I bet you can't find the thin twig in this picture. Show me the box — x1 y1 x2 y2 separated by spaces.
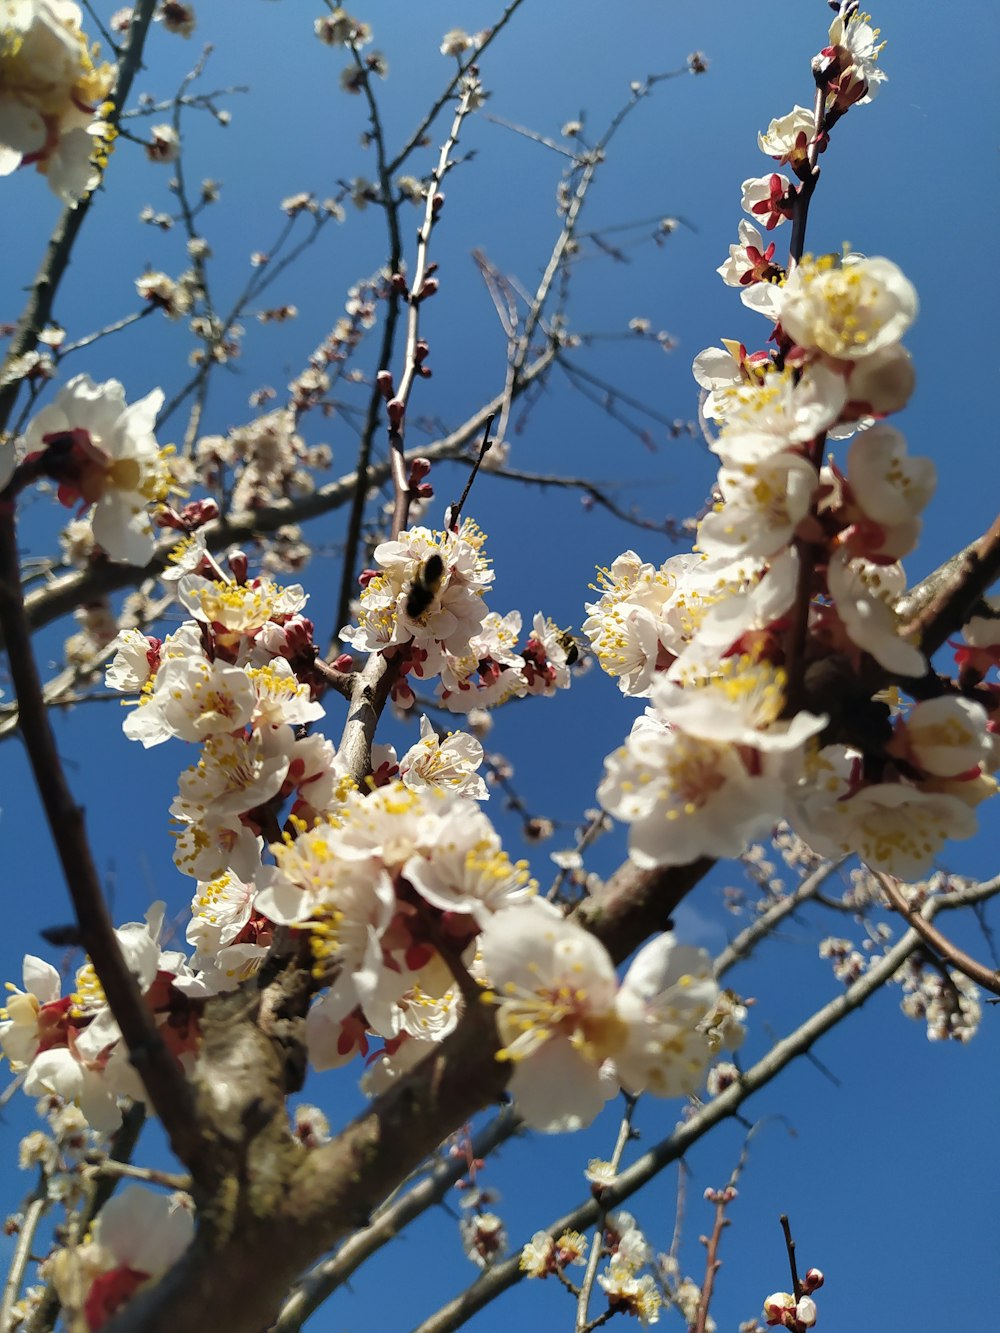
271 1111 522 1331
693 1199 729 1333
713 860 844 977
386 0 528 176
877 872 1000 997
780 1215 803 1302
58 306 155 356
83 1158 191 1191
388 79 479 539
445 415 494 531
483 461 685 538
0 1185 48 1332
575 1095 638 1332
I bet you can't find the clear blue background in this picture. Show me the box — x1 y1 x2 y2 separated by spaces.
1 2 997 1329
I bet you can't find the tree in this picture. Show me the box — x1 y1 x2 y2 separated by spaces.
0 2 996 1331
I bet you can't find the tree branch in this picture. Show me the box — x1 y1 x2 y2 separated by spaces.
0 506 204 1178
403 877 1000 1333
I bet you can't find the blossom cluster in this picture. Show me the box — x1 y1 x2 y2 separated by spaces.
586 10 998 880
0 489 719 1142
340 519 574 710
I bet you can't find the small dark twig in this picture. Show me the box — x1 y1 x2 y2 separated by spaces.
446 414 494 530
780 1215 803 1302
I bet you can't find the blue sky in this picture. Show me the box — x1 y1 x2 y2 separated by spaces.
1 2 998 1329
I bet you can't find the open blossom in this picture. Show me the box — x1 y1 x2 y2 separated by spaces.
718 218 782 291
340 520 493 678
3 906 173 1133
740 174 794 232
697 448 818 562
598 662 825 867
777 253 917 361
844 425 935 528
757 105 816 167
398 714 488 800
141 655 257 744
795 775 978 879
896 696 995 779
0 1 116 203
0 955 65 1070
178 573 307 642
825 551 924 677
480 901 718 1131
583 550 715 695
598 1256 662 1325
823 7 887 105
438 609 527 708
245 658 325 730
171 726 292 827
707 360 847 451
21 375 172 563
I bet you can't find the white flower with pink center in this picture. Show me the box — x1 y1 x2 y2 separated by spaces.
397 714 487 800
22 375 170 563
757 105 815 166
178 574 307 640
709 361 847 452
170 727 292 824
0 955 64 1069
246 658 325 730
151 655 256 744
598 659 824 868
481 902 719 1131
738 175 793 232
799 781 978 879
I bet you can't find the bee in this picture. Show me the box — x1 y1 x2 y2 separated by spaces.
556 628 581 666
404 552 445 620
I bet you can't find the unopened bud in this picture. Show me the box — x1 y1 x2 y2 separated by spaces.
358 568 380 588
795 1296 817 1328
386 397 405 427
376 370 395 399
228 551 248 583
415 277 439 302
332 653 355 673
803 1269 824 1293
431 192 445 214
408 457 432 484
391 272 409 296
